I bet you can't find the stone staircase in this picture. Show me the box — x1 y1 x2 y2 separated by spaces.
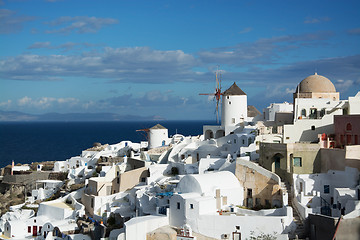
281 182 307 239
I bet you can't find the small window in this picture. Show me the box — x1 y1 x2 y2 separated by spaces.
346 123 352 131
141 177 146 182
28 226 31 233
242 139 245 145
190 204 194 209
117 177 119 184
293 157 302 167
311 126 315 130
247 188 252 198
301 109 307 117
232 118 235 124
320 108 326 117
324 185 330 194
177 202 180 209
234 139 236 144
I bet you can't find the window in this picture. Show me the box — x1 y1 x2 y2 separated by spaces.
234 139 236 144
190 204 194 209
324 185 330 194
117 177 120 184
311 125 315 131
28 226 31 233
320 108 326 117
247 188 252 198
310 108 318 119
229 101 231 104
293 157 302 167
141 177 146 182
301 109 307 117
91 198 94 208
242 139 245 145
232 118 235 124
346 123 352 131
177 202 180 209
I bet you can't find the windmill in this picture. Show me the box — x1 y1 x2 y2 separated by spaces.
199 68 223 123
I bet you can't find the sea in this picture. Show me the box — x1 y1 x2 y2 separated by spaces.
0 120 216 168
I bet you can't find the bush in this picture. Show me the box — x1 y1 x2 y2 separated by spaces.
95 165 102 174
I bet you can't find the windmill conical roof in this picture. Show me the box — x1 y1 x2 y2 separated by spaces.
223 82 246 96
150 124 167 130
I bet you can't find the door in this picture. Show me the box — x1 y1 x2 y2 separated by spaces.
347 135 352 145
32 226 37 236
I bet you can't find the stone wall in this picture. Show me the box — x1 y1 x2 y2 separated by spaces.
235 159 282 208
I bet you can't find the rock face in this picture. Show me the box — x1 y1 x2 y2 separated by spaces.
0 184 25 215
146 226 177 240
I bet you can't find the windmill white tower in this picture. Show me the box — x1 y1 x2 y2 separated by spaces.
221 82 247 134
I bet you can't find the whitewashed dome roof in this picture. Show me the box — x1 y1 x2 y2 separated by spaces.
296 73 336 93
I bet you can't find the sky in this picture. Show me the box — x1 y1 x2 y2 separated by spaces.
0 0 359 120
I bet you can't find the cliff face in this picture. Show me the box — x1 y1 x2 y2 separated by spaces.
0 184 25 215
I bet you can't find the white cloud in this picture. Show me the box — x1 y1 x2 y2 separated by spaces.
198 31 334 66
348 28 360 35
0 46 197 83
0 100 11 108
45 16 119 34
0 9 36 34
304 16 330 24
239 27 253 34
17 96 80 109
334 79 355 93
28 42 51 49
18 96 32 106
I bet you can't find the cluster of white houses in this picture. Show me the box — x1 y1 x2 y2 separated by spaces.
0 73 360 240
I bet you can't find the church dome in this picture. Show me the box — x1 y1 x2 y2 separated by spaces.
296 73 336 93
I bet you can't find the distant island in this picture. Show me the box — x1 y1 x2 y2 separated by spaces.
0 110 165 122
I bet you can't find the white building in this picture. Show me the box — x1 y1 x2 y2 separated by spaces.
263 102 293 122
293 167 360 219
30 180 63 203
169 171 292 239
203 82 248 139
283 73 360 143
170 171 244 226
148 124 169 149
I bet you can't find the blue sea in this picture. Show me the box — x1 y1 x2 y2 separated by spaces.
0 121 216 168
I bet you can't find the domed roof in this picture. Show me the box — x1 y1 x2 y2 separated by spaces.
296 73 336 93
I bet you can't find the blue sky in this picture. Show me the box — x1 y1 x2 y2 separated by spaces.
0 0 359 120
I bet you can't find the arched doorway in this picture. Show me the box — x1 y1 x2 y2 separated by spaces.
215 130 225 139
271 153 284 176
205 130 214 140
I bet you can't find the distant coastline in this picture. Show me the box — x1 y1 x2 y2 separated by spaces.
0 110 166 122
0 120 215 169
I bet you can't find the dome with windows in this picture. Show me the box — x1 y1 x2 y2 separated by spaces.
296 73 336 93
